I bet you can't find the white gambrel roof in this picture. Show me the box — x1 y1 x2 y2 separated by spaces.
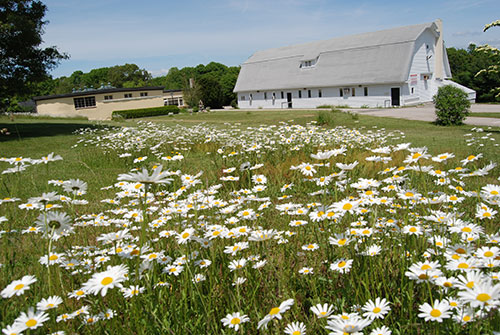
234 22 439 92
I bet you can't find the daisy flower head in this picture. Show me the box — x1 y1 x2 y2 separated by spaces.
333 198 358 214
298 267 314 275
475 203 497 220
326 314 372 334
362 297 391 319
457 280 500 309
284 321 306 335
82 264 128 296
302 243 319 251
369 325 392 335
310 303 334 318
2 323 27 335
330 259 353 274
297 162 317 177
221 312 250 331
122 285 145 298
164 264 184 276
176 227 196 244
36 295 63 310
460 153 482 166
257 299 294 329
417 299 451 322
13 307 49 330
1 275 37 298
336 161 359 170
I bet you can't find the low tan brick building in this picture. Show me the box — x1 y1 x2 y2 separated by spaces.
34 87 183 120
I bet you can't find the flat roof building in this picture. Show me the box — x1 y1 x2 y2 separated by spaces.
34 87 184 120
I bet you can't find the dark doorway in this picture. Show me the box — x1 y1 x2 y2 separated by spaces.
287 92 292 108
391 88 400 106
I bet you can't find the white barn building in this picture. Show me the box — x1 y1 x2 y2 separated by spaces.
234 20 475 109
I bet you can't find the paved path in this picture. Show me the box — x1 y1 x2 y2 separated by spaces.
353 104 500 127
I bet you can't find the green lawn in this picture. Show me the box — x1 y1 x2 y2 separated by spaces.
469 113 500 118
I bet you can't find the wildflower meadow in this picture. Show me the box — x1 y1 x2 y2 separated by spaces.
0 114 499 334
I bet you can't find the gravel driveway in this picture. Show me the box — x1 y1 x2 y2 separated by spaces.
353 104 500 127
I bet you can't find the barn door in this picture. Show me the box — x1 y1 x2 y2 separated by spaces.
391 88 400 106
287 93 292 108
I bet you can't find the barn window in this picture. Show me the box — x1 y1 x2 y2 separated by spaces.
264 92 267 100
124 93 133 98
352 88 356 97
340 88 343 97
281 91 284 99
104 95 113 100
240 95 245 101
364 87 368 96
308 90 311 98
73 96 96 109
140 92 148 97
298 90 302 98
318 89 322 98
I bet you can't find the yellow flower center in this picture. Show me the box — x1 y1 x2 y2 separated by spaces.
466 281 474 289
101 277 113 285
444 282 452 287
483 212 491 217
430 309 441 317
293 331 301 335
76 290 84 296
373 307 381 313
418 274 428 280
338 261 346 268
338 239 346 245
269 307 281 315
182 232 190 239
450 196 458 201
230 317 241 325
49 255 59 261
405 192 414 197
409 227 417 233
491 190 499 195
25 319 37 328
456 248 466 254
463 315 471 322
421 264 431 270
476 293 491 302
14 283 24 291
483 251 493 257
342 203 353 210
457 263 469 269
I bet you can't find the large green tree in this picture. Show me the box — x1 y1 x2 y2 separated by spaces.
0 0 67 111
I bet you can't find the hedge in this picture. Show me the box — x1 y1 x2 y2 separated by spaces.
112 105 180 119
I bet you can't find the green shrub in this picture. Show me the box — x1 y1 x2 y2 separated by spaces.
433 85 471 125
317 109 339 126
316 104 334 109
112 105 180 119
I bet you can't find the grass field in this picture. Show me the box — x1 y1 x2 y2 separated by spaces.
0 110 499 334
469 113 500 119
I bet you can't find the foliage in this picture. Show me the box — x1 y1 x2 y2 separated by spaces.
447 44 500 103
433 85 471 125
198 76 223 109
112 105 180 119
316 109 340 126
484 19 500 32
0 0 68 112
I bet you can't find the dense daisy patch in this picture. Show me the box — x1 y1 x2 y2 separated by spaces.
0 121 499 334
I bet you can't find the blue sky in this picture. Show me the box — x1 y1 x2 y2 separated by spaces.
41 0 500 78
